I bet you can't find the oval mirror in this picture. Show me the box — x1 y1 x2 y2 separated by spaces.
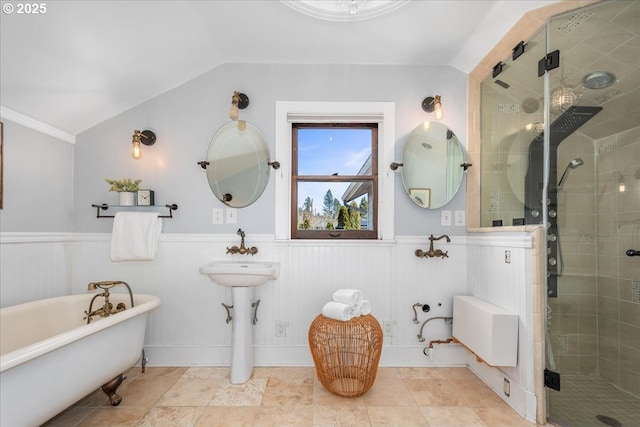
206 121 271 208
400 122 465 209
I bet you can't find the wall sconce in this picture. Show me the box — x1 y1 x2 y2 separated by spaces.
131 129 156 160
229 91 249 121
422 95 443 120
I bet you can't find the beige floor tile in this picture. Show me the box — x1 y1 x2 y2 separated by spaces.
136 406 205 427
313 380 366 406
474 407 535 427
404 379 467 407
135 367 187 380
117 377 179 407
194 406 259 427
362 377 415 407
261 376 315 406
182 367 229 379
268 366 315 378
420 406 488 427
76 407 148 427
448 379 504 407
254 405 313 427
209 378 268 406
41 406 97 427
313 405 371 427
367 406 427 426
156 378 223 406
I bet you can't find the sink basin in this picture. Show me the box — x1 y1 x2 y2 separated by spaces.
200 261 280 287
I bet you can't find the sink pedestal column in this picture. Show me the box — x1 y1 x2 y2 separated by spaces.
230 286 254 384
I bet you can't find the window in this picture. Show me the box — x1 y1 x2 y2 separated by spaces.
292 123 378 239
274 101 395 241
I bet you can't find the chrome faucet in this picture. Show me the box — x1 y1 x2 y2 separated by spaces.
415 234 451 259
226 228 258 255
84 281 134 323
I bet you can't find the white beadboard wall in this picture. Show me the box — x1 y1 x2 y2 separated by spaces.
0 231 536 384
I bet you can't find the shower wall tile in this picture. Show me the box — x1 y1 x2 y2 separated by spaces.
598 296 620 320
579 315 597 336
619 368 640 397
620 323 640 351
620 301 640 327
619 345 640 373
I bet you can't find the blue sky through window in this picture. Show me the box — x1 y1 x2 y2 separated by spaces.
297 128 371 212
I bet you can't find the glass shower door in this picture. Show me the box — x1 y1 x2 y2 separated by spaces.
546 2 640 426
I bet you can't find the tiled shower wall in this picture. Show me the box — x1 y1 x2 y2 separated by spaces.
595 126 640 397
550 126 640 397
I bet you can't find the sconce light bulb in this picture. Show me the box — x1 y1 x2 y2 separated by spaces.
131 140 142 160
434 101 443 121
229 104 239 121
619 181 626 193
423 121 431 130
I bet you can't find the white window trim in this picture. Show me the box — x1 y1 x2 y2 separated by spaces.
274 101 395 241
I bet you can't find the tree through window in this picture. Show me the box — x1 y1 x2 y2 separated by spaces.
291 123 378 239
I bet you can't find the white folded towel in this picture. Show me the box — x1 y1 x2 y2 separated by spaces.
110 212 162 261
322 301 356 321
332 289 364 307
359 300 371 316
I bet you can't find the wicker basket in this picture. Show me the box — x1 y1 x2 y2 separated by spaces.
308 314 383 397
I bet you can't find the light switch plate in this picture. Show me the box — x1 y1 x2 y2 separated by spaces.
226 208 237 224
454 210 466 226
441 210 452 226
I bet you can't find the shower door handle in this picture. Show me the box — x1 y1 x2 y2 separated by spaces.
626 249 640 257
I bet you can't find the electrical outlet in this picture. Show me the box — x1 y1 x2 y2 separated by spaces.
454 210 466 226
383 320 394 336
212 208 223 224
505 250 511 264
226 208 237 224
275 320 286 337
441 210 452 226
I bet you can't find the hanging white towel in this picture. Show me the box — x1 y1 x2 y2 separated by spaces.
110 212 162 261
332 289 364 307
322 301 356 321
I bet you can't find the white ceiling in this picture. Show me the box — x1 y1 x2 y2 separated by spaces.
0 0 558 136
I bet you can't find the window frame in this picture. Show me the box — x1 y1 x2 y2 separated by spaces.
291 122 378 239
274 101 395 241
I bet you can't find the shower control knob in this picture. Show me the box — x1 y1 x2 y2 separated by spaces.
549 210 557 218
532 210 540 217
626 249 639 257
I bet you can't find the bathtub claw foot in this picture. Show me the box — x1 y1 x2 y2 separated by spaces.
101 373 126 406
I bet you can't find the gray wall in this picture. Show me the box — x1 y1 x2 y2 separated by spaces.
74 63 468 235
0 119 74 232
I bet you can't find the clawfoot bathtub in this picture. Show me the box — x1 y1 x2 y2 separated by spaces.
0 293 160 426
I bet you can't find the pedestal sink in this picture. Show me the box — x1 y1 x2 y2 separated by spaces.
199 260 280 384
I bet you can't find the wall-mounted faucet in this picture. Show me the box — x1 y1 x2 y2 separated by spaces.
415 234 451 259
84 281 134 323
226 228 258 255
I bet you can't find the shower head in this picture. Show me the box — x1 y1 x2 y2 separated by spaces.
557 158 584 188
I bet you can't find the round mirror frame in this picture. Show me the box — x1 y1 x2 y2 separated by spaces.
400 122 465 209
206 121 271 208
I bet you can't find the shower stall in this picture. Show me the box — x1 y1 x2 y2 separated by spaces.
479 1 640 426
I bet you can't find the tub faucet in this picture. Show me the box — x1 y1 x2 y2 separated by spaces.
84 281 134 323
415 234 451 259
226 228 258 255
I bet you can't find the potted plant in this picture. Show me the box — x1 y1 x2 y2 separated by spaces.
105 178 142 206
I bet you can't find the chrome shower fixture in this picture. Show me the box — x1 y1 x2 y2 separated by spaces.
582 71 616 89
557 158 584 188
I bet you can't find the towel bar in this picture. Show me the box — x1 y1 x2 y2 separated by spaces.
91 203 178 218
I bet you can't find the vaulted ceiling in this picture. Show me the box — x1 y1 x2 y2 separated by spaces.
0 0 557 136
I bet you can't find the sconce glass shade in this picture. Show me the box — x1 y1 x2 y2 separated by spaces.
422 95 443 121
131 129 156 160
131 138 142 160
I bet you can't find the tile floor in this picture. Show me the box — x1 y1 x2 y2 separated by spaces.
548 374 640 427
42 366 539 427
